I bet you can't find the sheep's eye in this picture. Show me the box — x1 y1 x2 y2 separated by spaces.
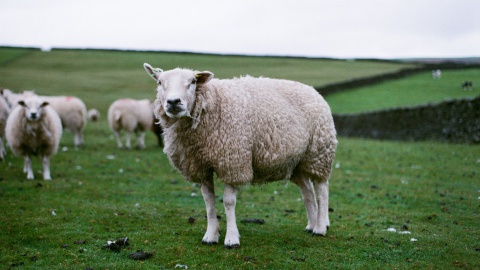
191 79 196 85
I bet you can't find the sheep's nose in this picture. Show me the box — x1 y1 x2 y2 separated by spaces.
167 99 181 106
30 112 37 119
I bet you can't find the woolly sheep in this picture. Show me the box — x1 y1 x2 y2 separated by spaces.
40 95 87 147
144 64 337 248
107 98 154 149
5 95 62 180
2 90 87 147
87 108 100 122
0 89 10 161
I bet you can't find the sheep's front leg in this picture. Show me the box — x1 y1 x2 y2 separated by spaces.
42 156 52 180
292 177 318 233
313 181 329 236
24 155 34 180
201 180 220 244
223 184 240 248
74 130 83 148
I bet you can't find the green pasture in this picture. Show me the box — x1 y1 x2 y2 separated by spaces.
0 48 478 269
325 68 480 114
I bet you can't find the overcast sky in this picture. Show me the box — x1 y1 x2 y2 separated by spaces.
1 0 479 59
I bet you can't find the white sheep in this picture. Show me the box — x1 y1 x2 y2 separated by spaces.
107 98 154 149
40 95 87 147
2 90 87 147
144 64 337 248
87 108 100 122
5 95 62 180
0 89 11 161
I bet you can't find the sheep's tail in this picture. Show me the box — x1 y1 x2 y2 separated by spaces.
113 110 122 122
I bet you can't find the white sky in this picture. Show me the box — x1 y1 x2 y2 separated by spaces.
1 0 479 59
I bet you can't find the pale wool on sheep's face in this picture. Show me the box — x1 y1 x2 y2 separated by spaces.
157 69 198 118
19 98 48 122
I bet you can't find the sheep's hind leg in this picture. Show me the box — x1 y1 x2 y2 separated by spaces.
74 130 83 148
201 179 220 244
24 155 34 180
124 132 132 149
223 184 240 248
135 131 146 149
42 156 52 180
292 176 318 233
312 181 329 236
113 131 123 149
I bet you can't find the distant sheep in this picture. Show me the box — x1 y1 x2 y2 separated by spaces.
107 98 154 149
5 96 62 180
432 69 442 79
40 95 87 147
144 64 337 248
461 81 473 91
2 90 87 147
87 108 100 122
0 89 10 161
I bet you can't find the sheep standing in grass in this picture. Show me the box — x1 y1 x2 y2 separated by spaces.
2 90 87 147
108 98 154 149
41 95 87 147
5 96 62 180
87 108 100 122
0 89 10 161
144 64 337 248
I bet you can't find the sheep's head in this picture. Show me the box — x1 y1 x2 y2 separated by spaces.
18 97 49 121
144 64 213 119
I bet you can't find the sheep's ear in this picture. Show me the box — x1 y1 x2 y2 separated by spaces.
41 101 49 107
18 100 26 107
144 63 163 82
194 71 214 85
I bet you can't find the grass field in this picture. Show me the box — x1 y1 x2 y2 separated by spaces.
0 48 479 269
325 68 480 114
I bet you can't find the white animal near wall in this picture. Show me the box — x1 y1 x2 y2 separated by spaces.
5 96 62 180
144 64 337 248
107 98 154 149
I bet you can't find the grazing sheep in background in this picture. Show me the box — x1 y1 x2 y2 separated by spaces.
151 116 164 147
87 108 100 122
461 81 473 91
432 69 442 79
5 96 62 180
108 98 154 149
0 89 11 161
144 64 337 248
40 95 87 147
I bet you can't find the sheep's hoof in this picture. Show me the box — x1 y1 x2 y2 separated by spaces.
311 232 326 237
202 240 218 245
304 229 314 234
225 244 240 249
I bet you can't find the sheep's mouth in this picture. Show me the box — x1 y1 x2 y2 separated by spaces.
165 106 187 118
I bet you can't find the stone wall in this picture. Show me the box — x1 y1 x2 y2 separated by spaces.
333 96 480 144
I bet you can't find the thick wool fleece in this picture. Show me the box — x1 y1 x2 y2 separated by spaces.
6 97 62 158
155 73 337 186
108 98 154 133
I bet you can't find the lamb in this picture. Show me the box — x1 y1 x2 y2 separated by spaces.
144 64 337 248
107 98 154 149
0 89 11 161
5 95 62 180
